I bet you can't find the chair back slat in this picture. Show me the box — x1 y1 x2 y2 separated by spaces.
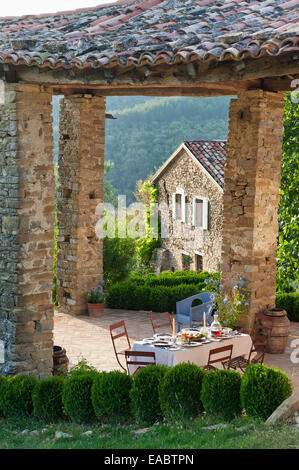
206 344 233 368
150 312 172 335
110 320 131 372
125 351 156 376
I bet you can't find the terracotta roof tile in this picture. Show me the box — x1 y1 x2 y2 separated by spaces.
0 0 298 71
184 140 226 189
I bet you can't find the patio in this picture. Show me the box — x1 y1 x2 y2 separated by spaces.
54 309 299 389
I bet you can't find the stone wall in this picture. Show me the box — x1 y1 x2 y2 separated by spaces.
155 148 223 273
221 90 284 332
0 83 54 378
57 95 105 315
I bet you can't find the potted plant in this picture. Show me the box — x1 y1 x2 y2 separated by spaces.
87 282 105 316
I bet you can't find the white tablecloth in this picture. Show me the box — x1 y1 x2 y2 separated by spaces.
131 334 253 373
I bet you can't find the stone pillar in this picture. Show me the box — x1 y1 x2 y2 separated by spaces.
221 90 284 332
57 95 105 315
0 83 54 378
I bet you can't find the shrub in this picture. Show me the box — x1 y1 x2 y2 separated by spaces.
130 365 168 425
105 281 135 309
91 371 133 423
159 363 206 422
240 363 293 420
200 369 242 420
276 292 299 322
62 372 98 423
0 375 6 416
32 376 65 423
0 374 37 417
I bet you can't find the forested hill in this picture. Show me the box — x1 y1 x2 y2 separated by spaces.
105 96 230 203
53 95 231 203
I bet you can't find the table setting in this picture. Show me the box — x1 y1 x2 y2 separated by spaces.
130 314 253 373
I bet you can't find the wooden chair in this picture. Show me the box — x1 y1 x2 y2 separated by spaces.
150 312 172 335
203 344 233 370
125 351 156 376
110 320 131 372
228 314 273 372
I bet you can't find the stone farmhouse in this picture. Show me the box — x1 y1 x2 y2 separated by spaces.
152 140 226 274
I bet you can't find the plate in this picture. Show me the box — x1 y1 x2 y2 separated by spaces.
153 342 172 348
181 328 201 334
181 342 201 347
154 333 172 341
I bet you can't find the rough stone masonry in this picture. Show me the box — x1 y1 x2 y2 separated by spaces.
0 83 54 378
56 95 105 315
221 90 284 333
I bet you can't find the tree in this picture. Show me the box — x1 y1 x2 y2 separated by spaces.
277 93 299 292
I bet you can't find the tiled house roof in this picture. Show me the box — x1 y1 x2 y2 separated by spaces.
184 140 226 189
0 0 298 71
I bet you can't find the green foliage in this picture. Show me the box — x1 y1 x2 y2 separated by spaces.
91 371 133 423
32 376 65 423
103 234 137 290
130 365 168 425
87 283 105 304
158 363 206 422
62 372 98 423
0 375 6 416
200 370 242 420
216 277 251 329
0 375 37 417
240 364 293 420
276 292 299 322
104 160 117 206
277 93 299 293
105 271 218 312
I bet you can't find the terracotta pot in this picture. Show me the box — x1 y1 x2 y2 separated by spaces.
88 302 104 316
53 345 69 376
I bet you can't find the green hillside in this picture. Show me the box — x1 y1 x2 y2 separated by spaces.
53 95 231 203
105 96 231 202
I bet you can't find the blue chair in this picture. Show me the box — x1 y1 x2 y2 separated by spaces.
176 292 216 332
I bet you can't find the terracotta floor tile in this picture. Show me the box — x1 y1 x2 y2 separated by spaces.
54 309 299 388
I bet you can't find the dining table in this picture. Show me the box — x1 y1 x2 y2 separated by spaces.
130 330 253 375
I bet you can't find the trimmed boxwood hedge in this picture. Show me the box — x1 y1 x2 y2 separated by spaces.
276 292 299 322
200 369 242 420
240 363 293 420
0 374 37 417
32 376 65 423
91 371 133 424
159 363 206 422
105 269 218 313
62 372 98 423
130 365 168 425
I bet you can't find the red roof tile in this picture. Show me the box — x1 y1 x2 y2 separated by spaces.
0 0 298 71
184 140 226 189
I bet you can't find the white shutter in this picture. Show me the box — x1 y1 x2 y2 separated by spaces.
172 193 177 220
182 193 186 223
192 198 197 226
203 199 209 230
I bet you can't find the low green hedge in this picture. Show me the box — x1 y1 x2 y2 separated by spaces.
91 371 133 424
105 281 210 313
159 363 206 422
130 365 168 425
276 292 299 322
201 370 242 420
0 374 37 417
62 372 98 423
32 376 65 423
240 364 293 420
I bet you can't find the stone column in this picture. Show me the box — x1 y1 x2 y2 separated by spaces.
221 90 284 332
57 95 105 315
0 83 54 378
